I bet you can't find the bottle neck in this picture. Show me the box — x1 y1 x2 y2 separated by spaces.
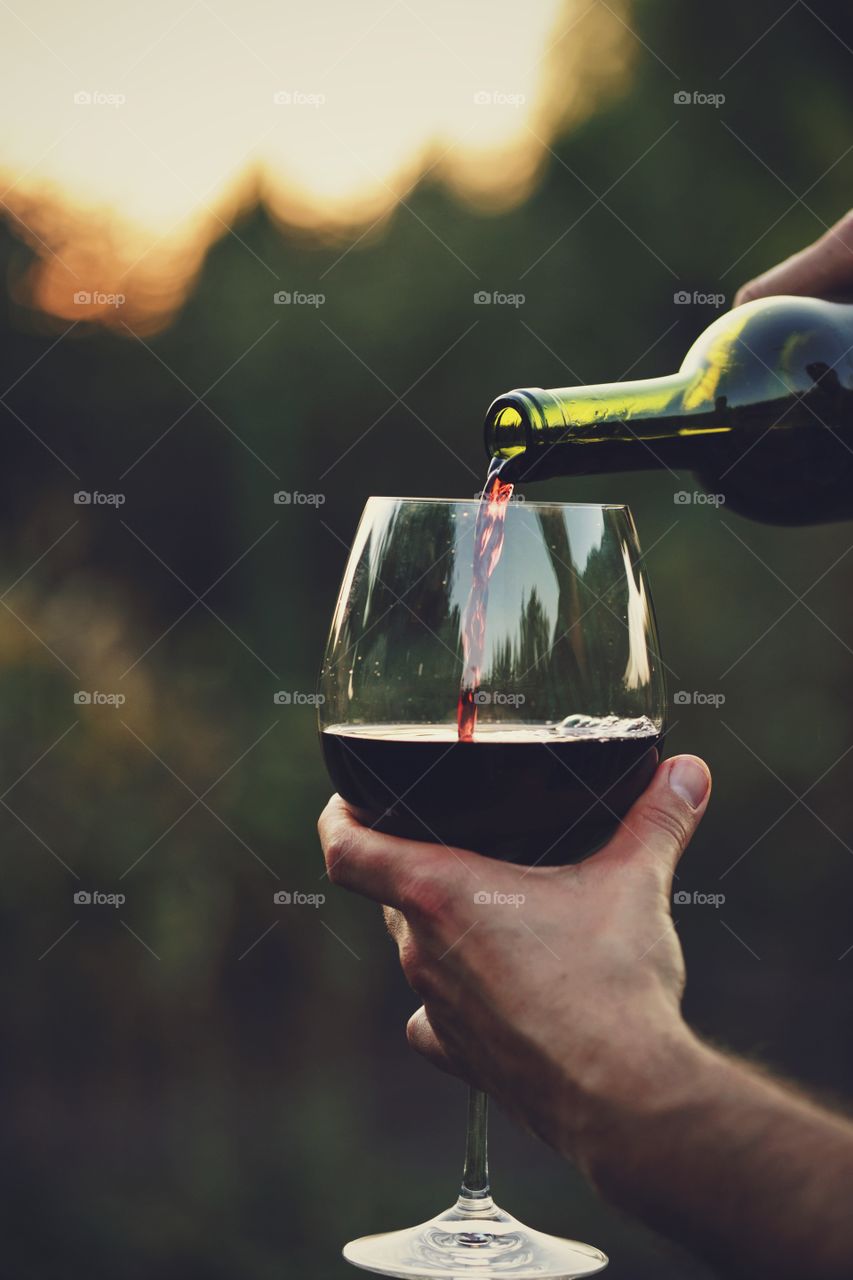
485 372 730 481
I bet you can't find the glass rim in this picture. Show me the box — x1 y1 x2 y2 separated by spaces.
366 495 630 513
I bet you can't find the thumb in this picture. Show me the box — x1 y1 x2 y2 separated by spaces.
600 754 711 884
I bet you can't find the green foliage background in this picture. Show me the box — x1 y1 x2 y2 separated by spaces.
2 3 853 1276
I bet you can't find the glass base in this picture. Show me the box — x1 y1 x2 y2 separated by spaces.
343 1194 607 1278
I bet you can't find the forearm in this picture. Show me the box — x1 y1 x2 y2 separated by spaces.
572 1029 853 1279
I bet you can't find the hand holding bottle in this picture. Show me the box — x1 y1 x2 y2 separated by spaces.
735 209 853 304
486 258 853 522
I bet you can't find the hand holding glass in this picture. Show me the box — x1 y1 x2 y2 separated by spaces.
319 497 666 1278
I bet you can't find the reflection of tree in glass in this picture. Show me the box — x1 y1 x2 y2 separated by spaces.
580 535 644 710
535 510 588 705
391 502 460 648
352 504 460 720
490 586 551 692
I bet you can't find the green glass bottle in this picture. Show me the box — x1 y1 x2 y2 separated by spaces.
484 295 853 524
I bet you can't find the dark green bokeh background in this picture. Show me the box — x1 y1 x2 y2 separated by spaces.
2 2 853 1276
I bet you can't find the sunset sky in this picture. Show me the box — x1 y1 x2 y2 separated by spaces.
0 0 631 319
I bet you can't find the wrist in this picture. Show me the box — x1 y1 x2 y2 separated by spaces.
558 1010 719 1181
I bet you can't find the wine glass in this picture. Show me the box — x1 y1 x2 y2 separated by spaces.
318 496 666 1278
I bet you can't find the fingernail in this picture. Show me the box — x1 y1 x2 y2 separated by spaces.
669 758 709 809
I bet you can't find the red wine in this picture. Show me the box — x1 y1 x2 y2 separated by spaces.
457 457 513 741
322 717 662 866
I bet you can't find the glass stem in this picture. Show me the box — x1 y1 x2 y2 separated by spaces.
457 1087 494 1213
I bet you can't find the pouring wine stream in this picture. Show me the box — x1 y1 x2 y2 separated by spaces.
457 456 514 742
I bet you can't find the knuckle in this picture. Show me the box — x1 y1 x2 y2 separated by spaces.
398 940 434 997
323 827 359 885
397 865 457 922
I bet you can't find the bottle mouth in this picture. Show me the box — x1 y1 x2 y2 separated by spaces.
484 388 571 482
483 390 541 455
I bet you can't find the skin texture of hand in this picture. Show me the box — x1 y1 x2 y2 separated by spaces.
734 208 853 305
319 753 853 1279
319 754 711 1157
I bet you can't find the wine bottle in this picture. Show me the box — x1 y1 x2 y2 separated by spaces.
484 294 853 524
